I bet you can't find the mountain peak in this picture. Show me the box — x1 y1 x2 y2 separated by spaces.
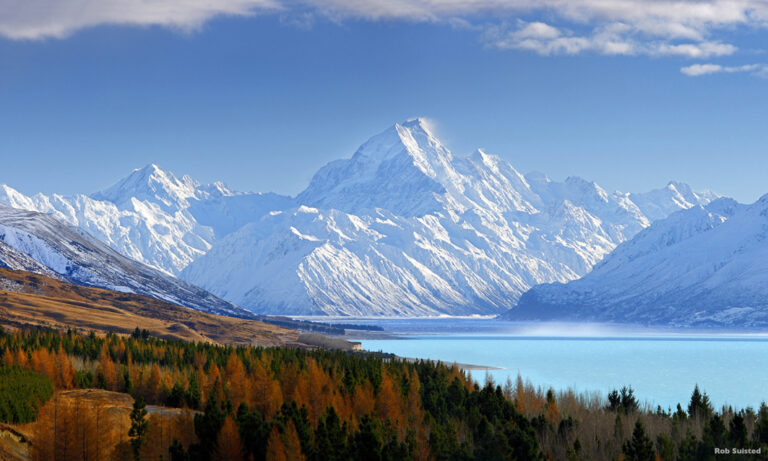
123 163 168 182
398 117 433 134
92 164 199 210
296 119 456 216
139 163 162 173
327 118 453 172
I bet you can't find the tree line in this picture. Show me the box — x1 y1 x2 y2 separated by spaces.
0 326 538 460
1 325 768 460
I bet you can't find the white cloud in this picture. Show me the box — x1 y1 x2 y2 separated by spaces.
680 63 765 76
0 0 278 40
305 0 768 58
487 20 738 58
680 63 725 76
516 22 561 40
2 0 768 63
654 42 737 58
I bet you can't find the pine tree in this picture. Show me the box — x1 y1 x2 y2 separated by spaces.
622 420 655 461
129 395 149 461
313 407 348 461
687 385 712 420
190 396 225 460
729 413 748 447
756 403 768 445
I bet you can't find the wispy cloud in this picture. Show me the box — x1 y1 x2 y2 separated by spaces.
2 0 768 65
485 20 738 58
680 63 766 76
303 0 768 58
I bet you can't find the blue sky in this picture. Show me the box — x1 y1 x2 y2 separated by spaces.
1 1 767 202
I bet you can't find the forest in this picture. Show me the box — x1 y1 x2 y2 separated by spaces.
0 325 766 460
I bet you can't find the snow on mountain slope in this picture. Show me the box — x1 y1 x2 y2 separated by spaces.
0 239 66 280
182 119 718 316
505 196 768 327
0 204 249 317
0 165 293 275
1 119 720 317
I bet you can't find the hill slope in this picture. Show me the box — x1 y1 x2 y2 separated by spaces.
0 205 248 317
506 196 768 327
0 267 295 345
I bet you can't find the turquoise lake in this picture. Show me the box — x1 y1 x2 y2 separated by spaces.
336 318 768 411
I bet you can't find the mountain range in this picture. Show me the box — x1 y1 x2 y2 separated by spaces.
0 119 720 317
506 195 768 327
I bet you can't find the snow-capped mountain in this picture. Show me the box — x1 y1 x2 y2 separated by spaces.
0 204 249 317
0 165 293 275
505 195 768 327
181 119 717 316
0 119 719 316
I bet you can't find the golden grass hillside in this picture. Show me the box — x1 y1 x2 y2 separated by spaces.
0 268 297 346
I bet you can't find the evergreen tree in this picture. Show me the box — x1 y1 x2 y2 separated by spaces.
190 397 225 460
128 395 149 461
169 439 189 461
697 413 727 461
607 386 638 413
756 403 768 445
349 415 383 461
0 366 53 423
167 382 186 408
656 434 675 461
677 430 700 461
237 403 271 461
622 420 655 461
729 413 748 448
312 407 348 461
186 373 201 410
688 385 713 420
673 403 688 422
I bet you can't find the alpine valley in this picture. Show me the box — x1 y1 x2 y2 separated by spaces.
1 119 719 317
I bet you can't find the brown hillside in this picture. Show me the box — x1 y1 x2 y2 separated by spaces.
0 268 297 346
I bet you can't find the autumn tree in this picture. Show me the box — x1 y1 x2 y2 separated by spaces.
98 345 118 390
283 419 306 461
224 353 248 406
216 416 244 460
265 425 288 461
